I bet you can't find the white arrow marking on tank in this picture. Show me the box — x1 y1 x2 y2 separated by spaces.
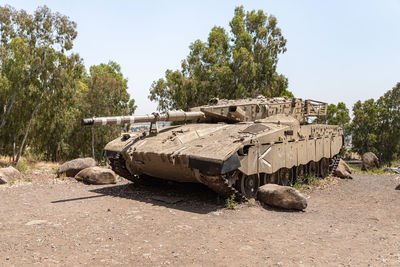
259 147 272 167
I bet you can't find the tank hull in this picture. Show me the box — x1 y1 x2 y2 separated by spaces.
105 118 343 198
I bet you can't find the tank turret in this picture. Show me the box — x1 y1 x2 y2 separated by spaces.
194 97 327 123
82 97 327 126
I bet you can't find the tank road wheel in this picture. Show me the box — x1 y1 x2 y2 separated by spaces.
260 173 271 185
296 165 306 180
238 173 260 199
319 158 329 178
271 171 279 184
308 161 318 177
279 168 293 186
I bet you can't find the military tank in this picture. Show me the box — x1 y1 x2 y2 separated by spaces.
82 96 343 200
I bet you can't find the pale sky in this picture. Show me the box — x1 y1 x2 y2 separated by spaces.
2 0 400 114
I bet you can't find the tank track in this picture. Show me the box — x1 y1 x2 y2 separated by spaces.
200 174 247 202
329 154 341 176
110 154 341 202
202 154 342 202
109 157 140 183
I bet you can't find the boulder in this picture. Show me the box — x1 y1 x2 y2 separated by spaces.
75 167 116 185
334 159 353 179
0 166 23 184
361 152 379 171
58 158 96 177
257 184 307 210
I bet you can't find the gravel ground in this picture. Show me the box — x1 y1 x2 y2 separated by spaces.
0 171 399 266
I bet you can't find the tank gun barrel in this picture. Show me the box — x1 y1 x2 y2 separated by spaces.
82 110 205 126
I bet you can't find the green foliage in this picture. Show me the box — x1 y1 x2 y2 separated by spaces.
348 164 384 175
58 172 67 180
350 82 400 165
292 175 320 191
16 160 34 174
149 6 290 111
326 102 350 128
0 5 136 161
326 102 351 151
226 194 238 210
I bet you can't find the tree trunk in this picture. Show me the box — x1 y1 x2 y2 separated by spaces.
0 91 17 130
91 126 95 161
14 103 41 164
12 136 16 162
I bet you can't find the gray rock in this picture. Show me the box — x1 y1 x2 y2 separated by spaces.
257 184 307 210
58 158 96 177
0 166 22 184
75 167 116 185
334 159 353 179
361 152 379 171
0 176 7 184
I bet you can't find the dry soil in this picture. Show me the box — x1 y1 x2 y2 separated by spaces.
0 170 400 266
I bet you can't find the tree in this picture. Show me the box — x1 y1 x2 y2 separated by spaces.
350 82 400 165
67 62 136 160
0 5 80 163
326 102 351 142
350 99 379 156
149 6 291 111
326 102 350 127
375 83 400 164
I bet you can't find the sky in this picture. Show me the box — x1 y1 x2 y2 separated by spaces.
1 0 400 114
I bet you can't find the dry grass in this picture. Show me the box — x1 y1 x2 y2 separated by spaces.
293 175 341 193
0 155 59 173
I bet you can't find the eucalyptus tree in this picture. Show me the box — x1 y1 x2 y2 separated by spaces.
149 6 291 111
67 62 136 161
0 5 81 162
350 83 400 165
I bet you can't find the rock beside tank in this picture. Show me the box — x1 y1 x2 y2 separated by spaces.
361 152 379 171
334 159 353 179
58 158 96 177
0 166 23 184
75 167 117 185
257 184 307 210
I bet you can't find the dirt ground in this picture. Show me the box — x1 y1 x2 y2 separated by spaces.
1 168 400 266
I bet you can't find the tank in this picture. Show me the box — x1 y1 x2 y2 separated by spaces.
82 96 343 200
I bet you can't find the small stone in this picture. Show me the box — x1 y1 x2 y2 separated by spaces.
0 176 7 184
25 220 47 226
